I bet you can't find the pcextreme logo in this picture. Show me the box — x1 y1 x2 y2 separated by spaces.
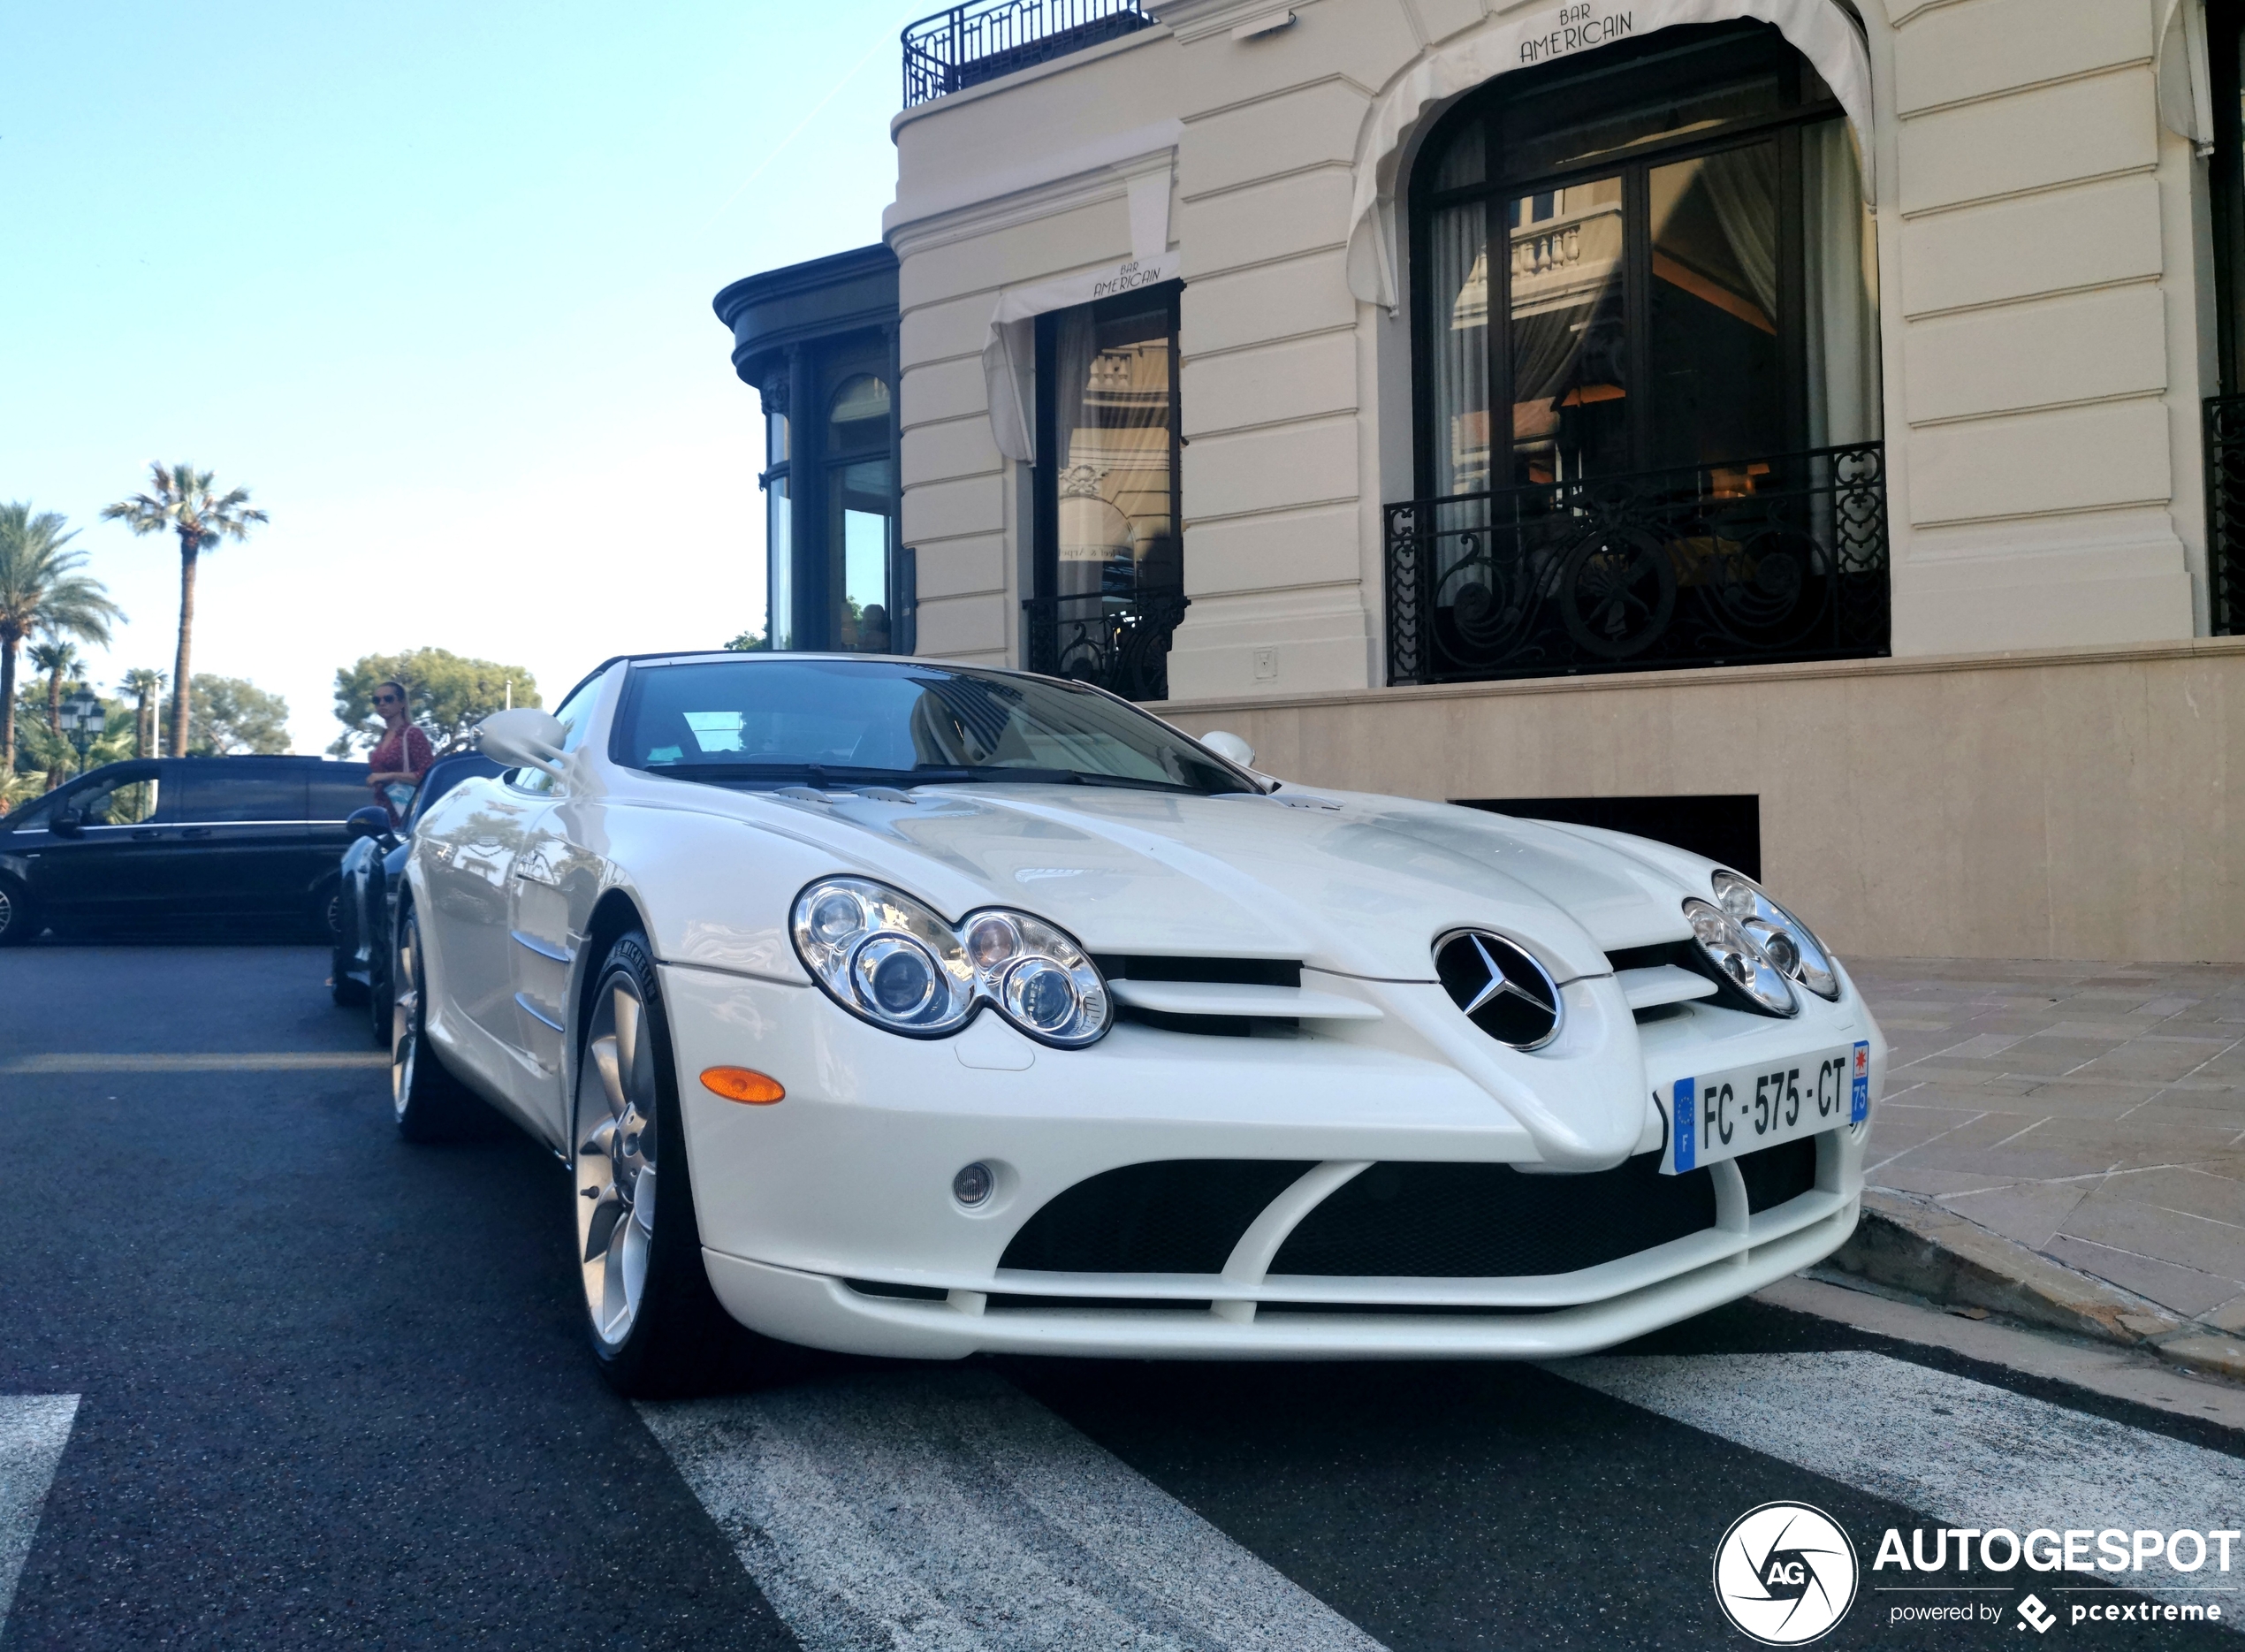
1714 1502 1860 1644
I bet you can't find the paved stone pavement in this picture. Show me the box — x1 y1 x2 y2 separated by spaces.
1851 957 2245 1336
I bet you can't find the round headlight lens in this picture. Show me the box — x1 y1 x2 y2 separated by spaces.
791 878 973 1036
1684 897 1798 1016
970 908 1110 1047
1711 870 1839 1001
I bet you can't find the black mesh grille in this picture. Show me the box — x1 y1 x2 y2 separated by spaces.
1268 1153 1717 1278
1738 1135 1820 1212
999 1160 1314 1274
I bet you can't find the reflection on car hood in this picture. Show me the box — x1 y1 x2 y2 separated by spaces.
728 783 1704 980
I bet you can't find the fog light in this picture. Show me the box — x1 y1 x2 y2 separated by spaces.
952 1161 994 1207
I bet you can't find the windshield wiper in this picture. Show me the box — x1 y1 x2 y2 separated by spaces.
643 760 1212 795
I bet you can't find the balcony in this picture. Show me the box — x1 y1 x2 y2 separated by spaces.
902 0 1156 108
1384 444 1890 687
2204 396 2245 635
1024 585 1189 702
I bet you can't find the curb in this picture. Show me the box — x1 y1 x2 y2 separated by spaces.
1827 1190 2245 1385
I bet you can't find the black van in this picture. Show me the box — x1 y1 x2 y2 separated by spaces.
0 756 372 943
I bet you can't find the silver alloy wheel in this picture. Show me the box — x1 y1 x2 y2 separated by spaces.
392 912 423 1123
574 974 658 1349
0 884 13 937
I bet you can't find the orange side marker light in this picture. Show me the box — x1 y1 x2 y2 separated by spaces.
701 1066 785 1105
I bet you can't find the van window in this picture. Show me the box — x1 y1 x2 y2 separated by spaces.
166 763 308 824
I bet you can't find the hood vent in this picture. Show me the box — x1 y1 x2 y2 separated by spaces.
1093 955 1306 1039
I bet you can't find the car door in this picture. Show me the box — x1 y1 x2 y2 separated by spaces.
161 760 314 919
19 764 173 926
415 771 541 1049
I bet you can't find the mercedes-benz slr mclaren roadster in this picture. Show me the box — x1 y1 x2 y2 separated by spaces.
396 651 1884 1393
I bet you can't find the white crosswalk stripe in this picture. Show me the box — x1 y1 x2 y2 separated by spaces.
1551 1351 2245 1617
639 1368 1385 1652
0 1396 79 1631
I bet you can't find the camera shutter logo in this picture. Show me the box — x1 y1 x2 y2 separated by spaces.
1713 1502 1859 1644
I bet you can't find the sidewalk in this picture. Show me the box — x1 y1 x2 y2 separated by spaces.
1830 957 2245 1377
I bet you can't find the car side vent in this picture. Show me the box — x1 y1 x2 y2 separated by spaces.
1605 940 1696 973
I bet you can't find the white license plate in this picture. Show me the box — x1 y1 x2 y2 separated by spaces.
1665 1041 1869 1174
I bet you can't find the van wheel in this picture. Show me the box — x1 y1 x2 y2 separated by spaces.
573 932 770 1396
0 877 34 947
391 904 495 1142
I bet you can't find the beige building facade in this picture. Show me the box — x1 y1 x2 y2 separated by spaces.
724 0 2245 962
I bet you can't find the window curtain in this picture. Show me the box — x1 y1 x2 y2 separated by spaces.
1803 120 1881 448
1431 200 1490 498
1052 308 1107 601
1697 144 1781 324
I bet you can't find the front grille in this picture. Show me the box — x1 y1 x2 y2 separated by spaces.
999 1160 1314 1274
1267 1153 1716 1278
1738 1136 1820 1212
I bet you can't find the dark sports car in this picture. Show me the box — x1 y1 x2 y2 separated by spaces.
330 750 504 1043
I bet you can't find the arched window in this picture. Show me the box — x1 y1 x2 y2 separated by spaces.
1392 20 1887 684
1413 20 1876 494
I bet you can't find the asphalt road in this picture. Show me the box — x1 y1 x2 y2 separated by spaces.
3 942 2241 1650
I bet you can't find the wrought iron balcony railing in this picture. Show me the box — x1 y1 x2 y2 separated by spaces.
1384 443 1891 687
1024 584 1189 702
2203 396 2245 636
902 0 1156 107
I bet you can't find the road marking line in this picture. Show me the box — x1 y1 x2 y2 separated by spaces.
0 1396 79 1630
1549 1351 2245 1605
0 1052 389 1074
639 1369 1385 1651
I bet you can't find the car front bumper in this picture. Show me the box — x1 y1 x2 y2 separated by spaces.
659 959 1880 1361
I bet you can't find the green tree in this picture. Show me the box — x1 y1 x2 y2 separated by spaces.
723 628 769 651
331 649 540 753
102 463 268 758
29 639 80 735
121 667 167 758
161 674 290 756
9 684 130 791
0 501 123 783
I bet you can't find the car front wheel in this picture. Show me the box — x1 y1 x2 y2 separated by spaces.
0 876 35 948
572 931 762 1396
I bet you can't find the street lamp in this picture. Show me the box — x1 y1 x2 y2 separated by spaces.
57 687 106 779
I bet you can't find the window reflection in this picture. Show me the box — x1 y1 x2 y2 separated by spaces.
1052 303 1178 603
1509 176 1627 485
826 375 894 652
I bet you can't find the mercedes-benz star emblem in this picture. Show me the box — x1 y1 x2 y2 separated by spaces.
1433 930 1562 1050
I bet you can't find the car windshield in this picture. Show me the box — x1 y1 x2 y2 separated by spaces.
613 658 1256 796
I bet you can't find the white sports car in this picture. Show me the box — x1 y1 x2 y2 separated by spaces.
395 651 1884 1393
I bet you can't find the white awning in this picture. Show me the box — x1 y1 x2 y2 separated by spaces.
1345 0 1877 310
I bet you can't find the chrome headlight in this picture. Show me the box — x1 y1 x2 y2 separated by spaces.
1683 897 1798 1016
791 878 1111 1047
1711 870 1839 1001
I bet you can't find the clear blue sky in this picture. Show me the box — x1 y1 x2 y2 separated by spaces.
2 1 924 750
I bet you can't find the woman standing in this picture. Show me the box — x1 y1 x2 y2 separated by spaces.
365 679 433 826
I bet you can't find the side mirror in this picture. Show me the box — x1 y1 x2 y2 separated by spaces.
346 805 392 842
50 810 85 838
1199 730 1256 769
476 707 568 778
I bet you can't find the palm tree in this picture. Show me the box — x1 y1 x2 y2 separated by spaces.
29 640 81 735
103 464 268 758
0 501 123 784
122 667 167 758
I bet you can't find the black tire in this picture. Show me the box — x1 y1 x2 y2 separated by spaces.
0 876 35 948
390 902 496 1143
572 931 766 1397
369 963 392 1049
331 953 369 1008
311 876 345 944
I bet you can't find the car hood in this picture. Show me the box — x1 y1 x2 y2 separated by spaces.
720 782 1703 981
